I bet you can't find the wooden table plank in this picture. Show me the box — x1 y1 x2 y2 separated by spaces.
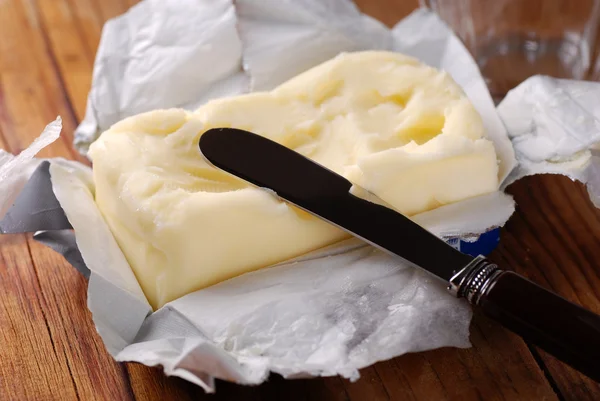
27 239 134 400
379 318 558 401
0 106 7 150
343 366 392 401
26 1 218 398
35 0 133 123
125 364 207 401
0 235 79 400
91 0 131 23
0 0 133 399
0 0 82 161
35 0 96 121
354 0 419 27
500 176 600 401
469 317 556 400
376 354 447 401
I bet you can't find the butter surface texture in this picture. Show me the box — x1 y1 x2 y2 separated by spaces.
89 51 499 309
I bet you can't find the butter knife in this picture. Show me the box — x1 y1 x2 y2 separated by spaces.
199 127 600 382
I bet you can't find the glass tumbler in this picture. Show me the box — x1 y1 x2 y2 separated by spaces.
421 0 600 101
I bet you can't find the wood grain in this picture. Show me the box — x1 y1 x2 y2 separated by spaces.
0 0 84 162
499 176 600 400
26 239 134 401
0 234 79 400
1 0 599 399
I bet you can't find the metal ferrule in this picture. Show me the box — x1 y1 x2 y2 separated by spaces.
448 255 503 305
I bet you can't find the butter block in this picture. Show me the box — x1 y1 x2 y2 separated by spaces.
89 51 499 309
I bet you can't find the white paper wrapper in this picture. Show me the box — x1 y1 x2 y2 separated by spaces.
498 75 600 197
3 0 600 393
51 158 476 389
236 0 392 91
74 0 248 154
0 117 61 217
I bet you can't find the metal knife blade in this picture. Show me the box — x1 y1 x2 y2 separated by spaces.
199 127 473 282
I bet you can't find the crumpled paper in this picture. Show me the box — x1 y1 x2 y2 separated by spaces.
0 117 61 219
498 76 600 190
74 0 248 154
2 0 600 393
235 0 391 91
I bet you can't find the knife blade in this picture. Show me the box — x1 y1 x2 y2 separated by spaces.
198 127 472 282
199 127 600 382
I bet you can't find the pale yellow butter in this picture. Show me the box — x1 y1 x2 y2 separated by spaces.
89 51 499 309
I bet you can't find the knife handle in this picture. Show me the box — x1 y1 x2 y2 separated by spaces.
452 257 600 382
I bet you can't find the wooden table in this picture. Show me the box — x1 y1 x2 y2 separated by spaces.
1 0 599 399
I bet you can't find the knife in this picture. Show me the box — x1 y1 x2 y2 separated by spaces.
199 127 600 382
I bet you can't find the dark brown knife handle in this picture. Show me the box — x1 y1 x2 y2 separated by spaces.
478 270 600 382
